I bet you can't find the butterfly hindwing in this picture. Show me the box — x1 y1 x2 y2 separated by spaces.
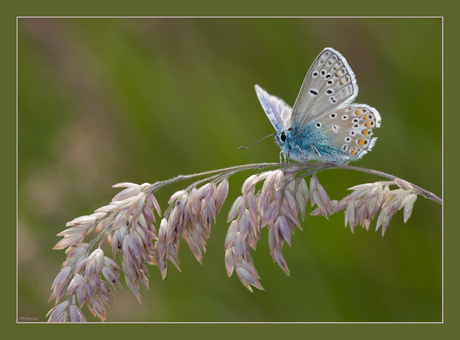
314 104 381 160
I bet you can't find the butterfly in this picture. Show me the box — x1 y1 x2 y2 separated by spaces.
252 47 381 164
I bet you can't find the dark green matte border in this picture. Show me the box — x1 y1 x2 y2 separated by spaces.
5 0 454 339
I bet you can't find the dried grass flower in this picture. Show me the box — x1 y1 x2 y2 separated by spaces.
47 162 441 322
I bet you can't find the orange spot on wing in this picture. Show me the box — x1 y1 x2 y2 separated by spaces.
336 71 342 77
355 110 362 115
340 79 345 85
362 129 369 136
351 148 357 156
358 138 365 147
364 115 369 120
365 121 371 128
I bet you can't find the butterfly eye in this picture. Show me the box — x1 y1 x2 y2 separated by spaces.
281 132 287 142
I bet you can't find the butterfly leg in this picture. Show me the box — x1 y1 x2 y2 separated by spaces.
279 151 290 164
296 145 310 164
312 145 328 162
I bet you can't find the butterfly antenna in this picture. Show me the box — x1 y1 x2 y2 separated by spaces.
238 133 276 150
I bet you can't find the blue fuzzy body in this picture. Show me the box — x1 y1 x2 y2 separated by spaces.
275 123 348 164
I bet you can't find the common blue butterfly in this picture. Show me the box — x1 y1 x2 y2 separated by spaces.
252 47 381 164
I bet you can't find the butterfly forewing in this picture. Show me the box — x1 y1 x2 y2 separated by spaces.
290 48 359 131
255 84 292 133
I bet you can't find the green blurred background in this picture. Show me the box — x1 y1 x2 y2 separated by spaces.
18 18 442 322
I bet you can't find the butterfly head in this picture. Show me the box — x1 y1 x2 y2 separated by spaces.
274 127 291 147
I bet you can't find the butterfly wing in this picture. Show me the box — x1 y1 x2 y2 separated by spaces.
255 84 292 133
290 48 358 131
318 104 381 161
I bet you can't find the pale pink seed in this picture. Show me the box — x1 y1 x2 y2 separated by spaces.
207 198 217 223
261 201 279 228
280 205 301 228
298 178 309 197
225 248 235 277
235 265 263 290
66 215 97 227
239 209 250 240
276 216 291 246
268 224 276 253
234 233 244 263
69 304 87 322
375 206 389 232
262 171 277 195
127 192 146 221
316 182 331 213
227 196 244 223
57 227 86 237
286 178 296 195
92 249 104 275
112 182 140 189
395 178 413 191
312 191 328 219
240 260 261 280
53 234 85 250
284 190 298 214
47 300 69 321
348 183 373 192
111 185 141 202
345 201 356 232
215 179 229 213
190 183 212 202
355 202 367 227
201 184 215 209
242 175 258 195
245 191 258 216
273 247 289 276
254 171 271 184
52 266 72 292
168 190 187 204
148 194 162 217
309 176 318 200
403 194 417 223
310 206 324 216
274 171 285 191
